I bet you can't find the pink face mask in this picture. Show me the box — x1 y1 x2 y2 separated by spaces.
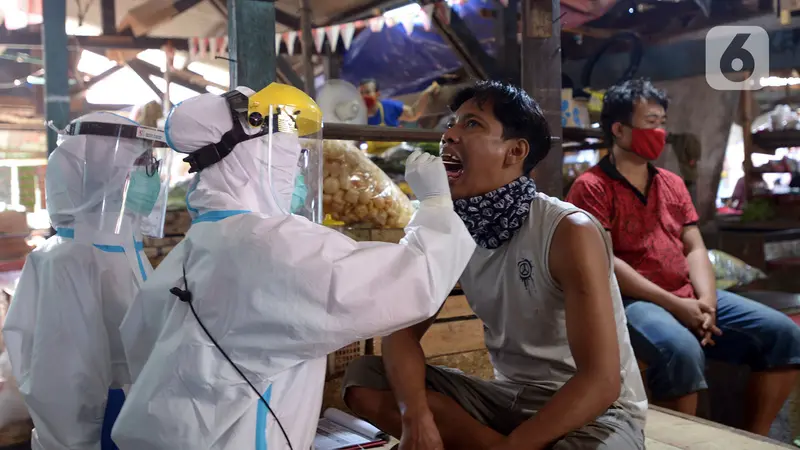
630 127 667 161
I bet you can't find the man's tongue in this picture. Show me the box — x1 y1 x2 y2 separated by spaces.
444 161 463 180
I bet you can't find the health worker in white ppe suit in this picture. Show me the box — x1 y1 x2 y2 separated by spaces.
110 83 475 450
2 112 173 450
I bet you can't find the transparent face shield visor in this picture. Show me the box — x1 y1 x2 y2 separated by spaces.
260 103 323 223
53 121 174 238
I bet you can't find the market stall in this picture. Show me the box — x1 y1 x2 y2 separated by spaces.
715 84 800 293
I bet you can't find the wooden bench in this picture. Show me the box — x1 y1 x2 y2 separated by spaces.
368 407 794 449
346 295 794 449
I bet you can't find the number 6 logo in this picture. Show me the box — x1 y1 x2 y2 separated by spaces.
706 26 769 90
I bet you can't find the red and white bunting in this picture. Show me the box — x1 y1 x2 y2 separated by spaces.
283 30 298 55
188 36 231 60
421 4 434 31
209 38 218 59
207 36 228 59
312 28 326 53
325 25 341 50
341 22 357 50
186 3 452 58
220 37 229 57
400 15 415 35
189 37 199 60
369 16 384 32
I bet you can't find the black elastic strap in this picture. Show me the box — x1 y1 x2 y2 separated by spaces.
183 125 253 174
67 121 140 140
182 93 280 174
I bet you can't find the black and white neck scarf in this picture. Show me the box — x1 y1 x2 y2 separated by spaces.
453 176 537 249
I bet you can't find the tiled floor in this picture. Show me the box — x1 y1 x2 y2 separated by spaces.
371 407 794 449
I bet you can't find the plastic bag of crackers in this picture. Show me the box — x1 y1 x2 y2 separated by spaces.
322 140 414 229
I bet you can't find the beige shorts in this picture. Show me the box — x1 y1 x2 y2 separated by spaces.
342 356 645 450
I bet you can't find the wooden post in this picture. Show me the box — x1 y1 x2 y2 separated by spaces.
227 0 276 89
740 85 754 203
300 0 316 97
163 43 175 114
42 0 70 155
521 0 563 198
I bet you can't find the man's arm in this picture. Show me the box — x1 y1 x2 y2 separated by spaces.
682 225 718 310
498 213 622 450
566 178 683 313
382 313 439 420
400 83 439 122
613 253 683 312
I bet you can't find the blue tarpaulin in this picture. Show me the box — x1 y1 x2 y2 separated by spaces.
341 0 496 97
340 0 618 96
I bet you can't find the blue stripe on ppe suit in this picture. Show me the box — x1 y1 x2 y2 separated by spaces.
55 228 146 450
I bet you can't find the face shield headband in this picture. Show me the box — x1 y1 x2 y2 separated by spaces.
51 120 168 148
50 120 167 177
182 90 284 174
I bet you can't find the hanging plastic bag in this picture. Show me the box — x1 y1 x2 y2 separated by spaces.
322 140 414 229
708 249 767 290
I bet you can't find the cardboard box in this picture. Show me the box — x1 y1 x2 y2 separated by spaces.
561 89 591 129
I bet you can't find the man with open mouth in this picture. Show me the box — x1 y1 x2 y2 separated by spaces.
341 80 648 450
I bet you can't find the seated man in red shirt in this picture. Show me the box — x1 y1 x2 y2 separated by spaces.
566 79 800 436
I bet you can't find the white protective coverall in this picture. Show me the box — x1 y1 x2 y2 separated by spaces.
2 112 155 450
111 88 475 449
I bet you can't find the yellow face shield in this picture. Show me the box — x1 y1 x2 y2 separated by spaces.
248 83 325 223
247 82 323 137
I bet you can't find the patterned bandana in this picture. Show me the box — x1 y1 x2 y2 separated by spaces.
453 176 538 249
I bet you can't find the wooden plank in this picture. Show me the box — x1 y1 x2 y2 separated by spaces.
646 407 794 449
372 296 483 357
437 295 474 319
374 317 486 358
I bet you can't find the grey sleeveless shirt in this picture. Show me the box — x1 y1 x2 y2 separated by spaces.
459 193 648 426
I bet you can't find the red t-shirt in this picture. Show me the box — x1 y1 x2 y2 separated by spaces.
566 156 700 299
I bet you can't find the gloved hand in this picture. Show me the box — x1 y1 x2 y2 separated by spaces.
405 150 452 207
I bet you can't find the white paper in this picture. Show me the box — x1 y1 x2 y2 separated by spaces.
314 418 372 450
313 408 386 450
323 408 383 439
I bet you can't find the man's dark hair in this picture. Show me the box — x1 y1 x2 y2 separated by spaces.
450 80 552 175
359 78 378 91
600 78 668 146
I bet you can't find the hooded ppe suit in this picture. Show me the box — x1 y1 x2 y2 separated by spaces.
110 86 475 450
2 112 171 450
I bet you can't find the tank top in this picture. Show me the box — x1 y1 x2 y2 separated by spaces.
459 193 648 426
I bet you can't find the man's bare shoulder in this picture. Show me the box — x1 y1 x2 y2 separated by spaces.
550 212 607 269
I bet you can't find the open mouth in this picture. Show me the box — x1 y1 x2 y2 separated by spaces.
442 153 463 181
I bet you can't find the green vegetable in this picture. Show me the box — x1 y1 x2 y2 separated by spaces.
741 198 776 223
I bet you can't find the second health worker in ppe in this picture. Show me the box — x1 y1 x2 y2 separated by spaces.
111 83 475 450
3 112 173 450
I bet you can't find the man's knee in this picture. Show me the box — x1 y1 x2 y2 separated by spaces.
716 291 800 370
552 411 645 450
645 330 706 398
748 307 800 370
341 356 392 418
343 386 387 419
